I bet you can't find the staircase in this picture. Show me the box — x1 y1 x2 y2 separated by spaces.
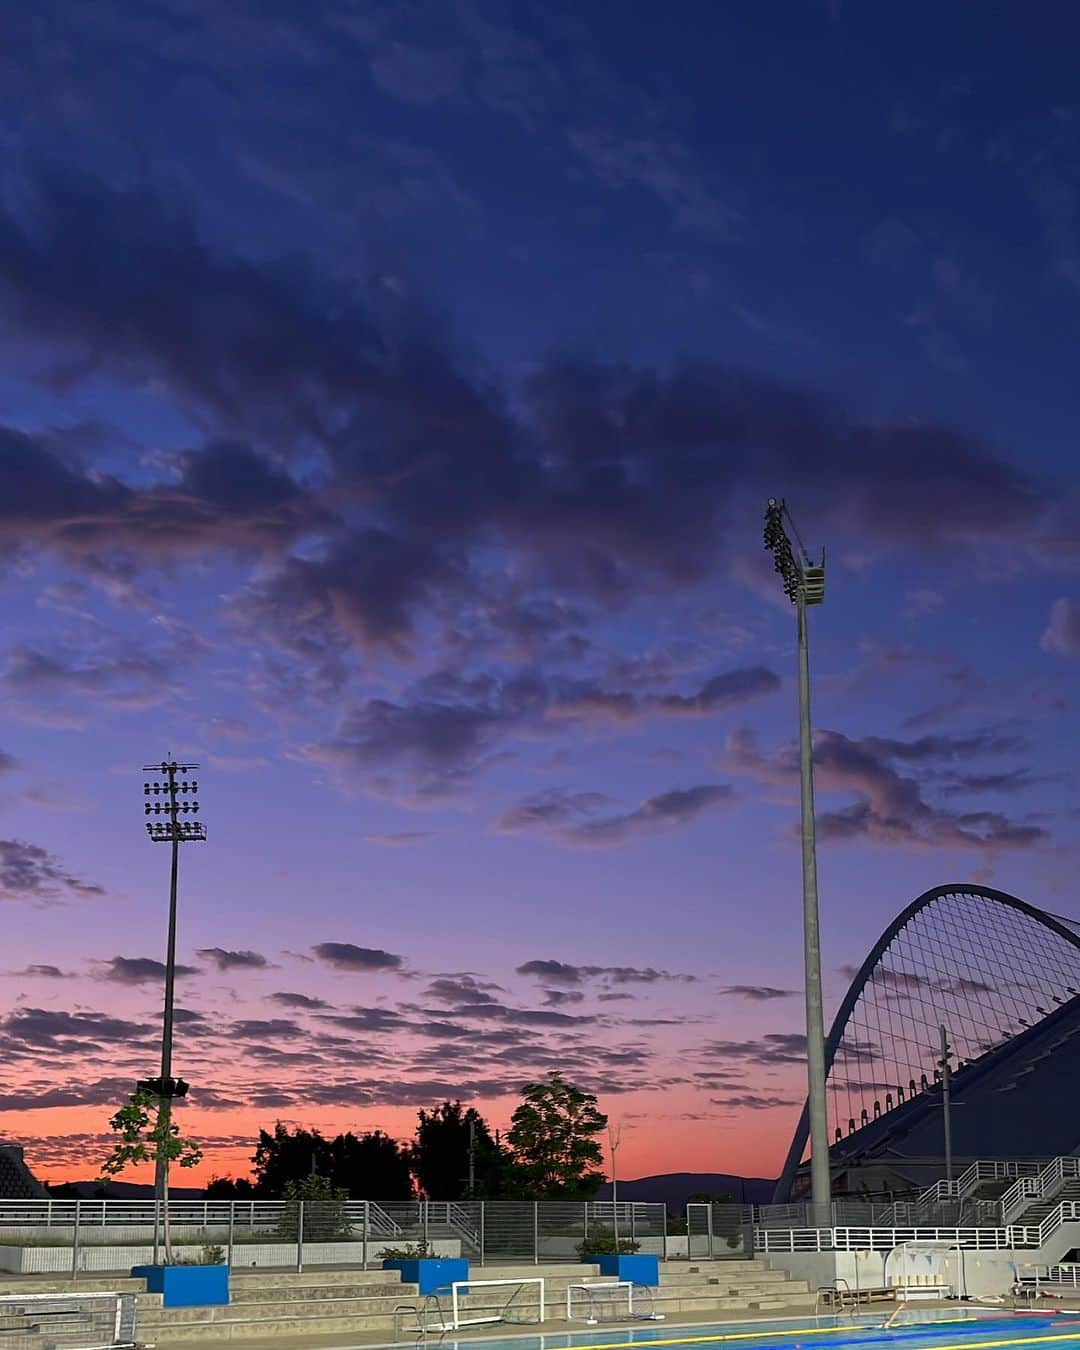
1014 1179 1080 1229
0 1277 140 1350
653 1261 811 1314
0 1260 813 1347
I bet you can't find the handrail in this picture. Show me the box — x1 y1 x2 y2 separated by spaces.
754 1199 1080 1256
1002 1158 1080 1225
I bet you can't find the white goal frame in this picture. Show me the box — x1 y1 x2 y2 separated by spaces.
449 1277 546 1329
566 1281 665 1325
0 1290 138 1348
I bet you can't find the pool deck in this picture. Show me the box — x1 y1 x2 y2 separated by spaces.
144 1301 968 1350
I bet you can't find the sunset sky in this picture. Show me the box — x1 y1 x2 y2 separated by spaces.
1 2 1078 1189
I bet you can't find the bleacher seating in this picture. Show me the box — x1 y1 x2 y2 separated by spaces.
819 994 1080 1194
0 1145 49 1199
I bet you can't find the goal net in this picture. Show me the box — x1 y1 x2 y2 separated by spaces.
567 1281 664 1324
449 1277 545 1329
0 1290 139 1348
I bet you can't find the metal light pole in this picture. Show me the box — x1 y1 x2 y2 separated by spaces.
938 1025 954 1185
141 760 205 1261
608 1124 623 1245
763 499 831 1219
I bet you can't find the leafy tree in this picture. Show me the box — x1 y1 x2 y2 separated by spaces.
252 1124 329 1196
100 1088 203 1260
577 1227 640 1258
252 1123 412 1199
409 1101 505 1199
506 1074 607 1198
687 1190 735 1204
277 1173 350 1240
327 1130 413 1199
205 1175 256 1198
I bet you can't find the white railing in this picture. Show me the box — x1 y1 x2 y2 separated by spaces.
1002 1158 1080 1224
0 1198 404 1233
755 1202 1080 1256
918 1159 1042 1207
1018 1263 1080 1288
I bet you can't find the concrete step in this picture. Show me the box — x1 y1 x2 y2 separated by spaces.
715 1280 811 1295
232 1267 403 1286
749 1294 816 1309
0 1276 145 1294
230 1279 415 1303
139 1293 429 1325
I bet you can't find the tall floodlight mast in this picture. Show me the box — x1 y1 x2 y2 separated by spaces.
763 499 830 1218
141 759 205 1259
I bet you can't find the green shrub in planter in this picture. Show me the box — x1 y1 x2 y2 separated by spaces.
576 1227 640 1260
376 1241 432 1261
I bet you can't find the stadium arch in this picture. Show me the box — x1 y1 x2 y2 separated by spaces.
773 884 1080 1201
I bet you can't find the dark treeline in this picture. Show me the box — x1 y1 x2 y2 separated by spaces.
206 1073 609 1202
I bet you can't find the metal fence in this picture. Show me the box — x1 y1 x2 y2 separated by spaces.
0 1198 668 1276
750 1197 1004 1229
686 1204 755 1259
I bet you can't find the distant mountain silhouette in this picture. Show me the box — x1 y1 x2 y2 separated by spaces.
49 1180 204 1199
49 1173 773 1207
594 1172 775 1210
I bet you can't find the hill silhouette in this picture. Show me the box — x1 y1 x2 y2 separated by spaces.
595 1172 774 1210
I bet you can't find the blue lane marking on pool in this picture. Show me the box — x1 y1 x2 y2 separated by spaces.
399 1312 1080 1350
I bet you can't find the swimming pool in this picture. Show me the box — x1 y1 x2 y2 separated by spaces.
376 1309 1080 1350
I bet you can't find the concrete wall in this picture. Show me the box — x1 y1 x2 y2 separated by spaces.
761 1241 1080 1300
0 1237 461 1274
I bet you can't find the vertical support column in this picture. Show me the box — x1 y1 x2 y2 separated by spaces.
297 1200 304 1273
796 595 831 1222
533 1201 539 1265
630 1204 636 1248
72 1199 81 1280
423 1200 429 1250
227 1204 235 1270
363 1200 369 1271
479 1202 485 1268
152 1198 160 1267
706 1204 714 1260
940 1024 954 1184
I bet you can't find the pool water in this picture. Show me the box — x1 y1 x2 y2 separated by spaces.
403 1310 1080 1350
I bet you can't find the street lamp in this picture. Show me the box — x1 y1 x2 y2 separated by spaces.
762 499 831 1218
142 759 205 1257
608 1124 624 1245
938 1025 954 1186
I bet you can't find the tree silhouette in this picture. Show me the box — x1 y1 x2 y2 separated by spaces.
506 1074 607 1198
251 1123 412 1199
410 1101 505 1199
327 1130 412 1199
205 1175 256 1198
252 1123 328 1196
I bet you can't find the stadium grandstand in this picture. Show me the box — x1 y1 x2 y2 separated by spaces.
0 1143 48 1199
775 884 1080 1201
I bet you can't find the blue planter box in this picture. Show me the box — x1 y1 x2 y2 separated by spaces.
383 1258 469 1295
595 1254 659 1286
132 1264 230 1307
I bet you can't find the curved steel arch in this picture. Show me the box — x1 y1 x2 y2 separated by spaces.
772 883 1080 1202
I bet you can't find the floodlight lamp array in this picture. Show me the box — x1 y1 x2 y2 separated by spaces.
145 820 206 843
763 498 802 603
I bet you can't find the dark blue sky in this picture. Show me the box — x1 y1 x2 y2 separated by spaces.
0 1 1077 1184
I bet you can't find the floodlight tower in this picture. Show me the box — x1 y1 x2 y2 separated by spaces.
762 499 830 1218
141 760 205 1238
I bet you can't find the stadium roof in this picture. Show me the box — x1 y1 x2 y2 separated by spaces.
775 884 1080 1200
